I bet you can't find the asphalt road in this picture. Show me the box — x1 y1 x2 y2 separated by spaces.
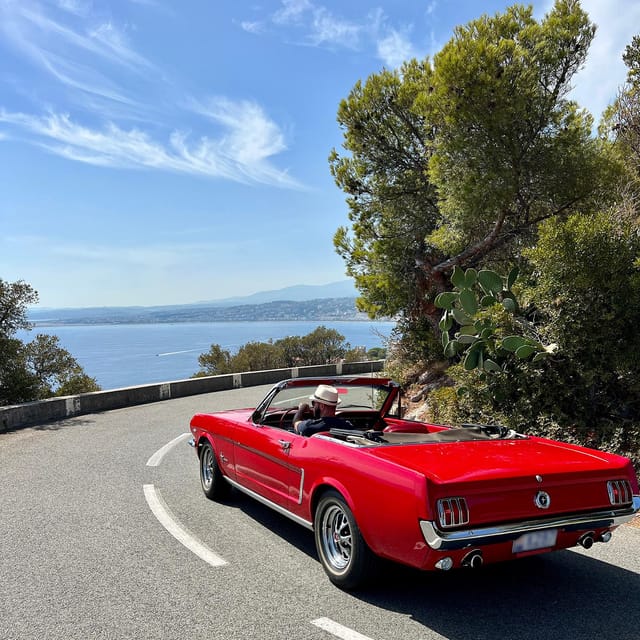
1 386 639 640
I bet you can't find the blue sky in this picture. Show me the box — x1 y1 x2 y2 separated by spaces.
1 0 638 308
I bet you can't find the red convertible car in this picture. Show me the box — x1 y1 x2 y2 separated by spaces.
189 376 640 589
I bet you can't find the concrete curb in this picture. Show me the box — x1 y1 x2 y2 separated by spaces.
0 360 384 432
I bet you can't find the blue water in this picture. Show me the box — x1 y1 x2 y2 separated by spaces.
18 321 395 390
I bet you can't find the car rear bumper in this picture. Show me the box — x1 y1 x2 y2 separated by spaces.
420 496 640 550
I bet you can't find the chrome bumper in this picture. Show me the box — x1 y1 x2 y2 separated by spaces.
420 496 640 550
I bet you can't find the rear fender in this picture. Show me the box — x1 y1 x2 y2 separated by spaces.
309 478 356 525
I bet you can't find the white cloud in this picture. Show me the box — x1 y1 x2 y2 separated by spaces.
55 0 91 17
0 2 300 188
240 20 264 34
273 0 314 25
0 106 300 187
0 0 155 115
1 2 152 72
377 29 418 69
307 7 362 48
195 98 287 164
246 1 423 66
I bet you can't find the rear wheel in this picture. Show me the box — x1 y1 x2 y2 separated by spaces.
199 441 230 501
314 490 377 590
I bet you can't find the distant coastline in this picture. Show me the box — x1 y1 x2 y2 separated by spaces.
28 297 377 326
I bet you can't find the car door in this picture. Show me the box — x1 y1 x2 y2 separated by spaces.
233 422 302 509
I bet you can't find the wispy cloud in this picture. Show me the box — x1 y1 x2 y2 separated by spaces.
191 98 287 167
241 0 422 66
0 0 153 114
376 29 419 69
309 7 362 49
5 233 245 271
273 0 314 25
0 106 300 187
1 1 153 75
0 1 300 188
239 20 264 35
55 0 91 17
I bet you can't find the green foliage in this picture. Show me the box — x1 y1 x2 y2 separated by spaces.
622 34 640 86
426 1 614 242
194 326 383 377
366 347 387 360
427 212 640 470
604 33 640 192
330 58 441 351
0 337 40 405
196 343 232 375
331 1 622 359
526 212 640 375
330 3 640 466
435 266 555 376
0 279 38 338
0 278 101 405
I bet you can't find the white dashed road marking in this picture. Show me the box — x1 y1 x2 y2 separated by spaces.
146 436 375 637
312 617 376 640
143 484 227 567
146 432 191 467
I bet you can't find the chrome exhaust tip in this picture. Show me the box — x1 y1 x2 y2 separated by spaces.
435 557 454 571
578 532 595 549
461 550 483 569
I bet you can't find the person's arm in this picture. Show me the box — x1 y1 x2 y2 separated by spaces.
293 402 311 433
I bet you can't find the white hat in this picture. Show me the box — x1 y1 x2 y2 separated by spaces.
310 384 340 406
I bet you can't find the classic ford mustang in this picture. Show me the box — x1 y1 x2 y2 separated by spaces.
189 376 640 589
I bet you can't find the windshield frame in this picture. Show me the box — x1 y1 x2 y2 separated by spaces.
250 376 399 425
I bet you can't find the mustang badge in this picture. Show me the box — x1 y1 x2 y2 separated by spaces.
534 490 551 509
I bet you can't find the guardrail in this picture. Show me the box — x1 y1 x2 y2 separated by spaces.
0 360 385 432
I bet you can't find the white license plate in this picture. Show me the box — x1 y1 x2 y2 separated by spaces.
512 529 558 553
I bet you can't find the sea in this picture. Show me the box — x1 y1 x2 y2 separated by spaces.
18 320 396 391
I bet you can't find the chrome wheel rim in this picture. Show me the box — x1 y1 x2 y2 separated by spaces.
320 503 352 572
201 447 213 489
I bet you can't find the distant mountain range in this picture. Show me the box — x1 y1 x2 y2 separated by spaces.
192 280 359 306
28 281 367 325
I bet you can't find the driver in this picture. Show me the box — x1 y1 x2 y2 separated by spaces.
293 384 353 437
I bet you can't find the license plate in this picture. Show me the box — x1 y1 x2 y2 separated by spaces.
512 529 558 553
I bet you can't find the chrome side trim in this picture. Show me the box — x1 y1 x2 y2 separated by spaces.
225 477 314 531
234 441 301 473
421 496 640 550
296 468 305 505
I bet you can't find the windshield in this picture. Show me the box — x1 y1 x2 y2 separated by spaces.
267 382 392 412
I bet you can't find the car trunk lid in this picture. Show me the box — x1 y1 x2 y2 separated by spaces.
366 436 634 525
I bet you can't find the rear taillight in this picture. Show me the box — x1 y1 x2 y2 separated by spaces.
607 480 632 505
437 497 470 528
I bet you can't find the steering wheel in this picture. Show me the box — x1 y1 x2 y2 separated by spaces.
279 407 298 429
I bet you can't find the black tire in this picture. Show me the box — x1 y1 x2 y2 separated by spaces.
314 490 378 590
199 441 230 501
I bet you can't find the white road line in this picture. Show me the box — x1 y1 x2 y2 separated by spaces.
311 618 376 640
143 484 227 567
146 433 190 467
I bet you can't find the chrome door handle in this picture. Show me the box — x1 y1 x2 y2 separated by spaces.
278 439 291 451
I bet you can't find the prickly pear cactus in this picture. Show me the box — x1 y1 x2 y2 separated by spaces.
435 266 556 374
